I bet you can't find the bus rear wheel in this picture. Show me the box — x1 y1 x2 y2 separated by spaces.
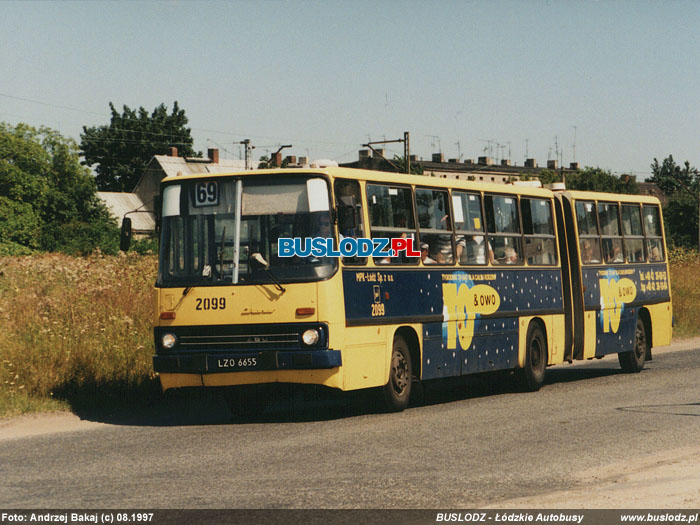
519 322 547 392
619 318 647 373
382 335 412 412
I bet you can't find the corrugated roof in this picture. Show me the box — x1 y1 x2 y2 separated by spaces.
153 155 249 178
97 192 155 232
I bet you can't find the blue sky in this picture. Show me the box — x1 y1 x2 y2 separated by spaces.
1 1 698 178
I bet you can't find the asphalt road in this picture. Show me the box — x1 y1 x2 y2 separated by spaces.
1 345 699 508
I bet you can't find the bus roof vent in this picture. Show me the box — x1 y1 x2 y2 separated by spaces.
510 180 542 188
309 159 339 168
546 182 566 191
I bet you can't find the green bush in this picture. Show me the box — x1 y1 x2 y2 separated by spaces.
43 219 120 256
131 235 159 255
0 241 35 256
0 196 41 248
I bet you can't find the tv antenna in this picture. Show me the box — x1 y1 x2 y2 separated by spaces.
478 139 495 158
426 135 441 152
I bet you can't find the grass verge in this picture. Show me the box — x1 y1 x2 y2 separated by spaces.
1 251 699 419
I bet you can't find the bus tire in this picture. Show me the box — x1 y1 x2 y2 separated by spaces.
222 385 270 419
382 335 412 412
519 322 547 392
618 318 647 373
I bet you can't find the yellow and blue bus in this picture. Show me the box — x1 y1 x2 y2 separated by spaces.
125 167 671 414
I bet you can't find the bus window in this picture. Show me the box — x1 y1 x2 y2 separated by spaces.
576 201 602 264
521 198 557 265
453 192 489 265
643 205 665 262
416 188 453 264
335 179 366 265
367 184 418 264
485 195 522 265
622 204 645 262
598 202 624 264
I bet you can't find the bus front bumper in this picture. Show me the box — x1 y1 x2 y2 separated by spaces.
153 349 342 374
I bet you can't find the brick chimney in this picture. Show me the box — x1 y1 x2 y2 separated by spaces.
285 155 297 165
207 148 219 164
168 147 178 157
271 152 282 167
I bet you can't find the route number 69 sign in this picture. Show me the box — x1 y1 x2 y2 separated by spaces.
194 181 219 207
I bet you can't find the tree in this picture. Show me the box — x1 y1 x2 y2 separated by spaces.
533 167 638 194
0 122 118 254
81 101 198 192
649 155 700 249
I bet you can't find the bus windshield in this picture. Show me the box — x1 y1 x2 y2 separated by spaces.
158 175 336 287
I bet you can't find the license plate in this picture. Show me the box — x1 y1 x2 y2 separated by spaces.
209 355 261 371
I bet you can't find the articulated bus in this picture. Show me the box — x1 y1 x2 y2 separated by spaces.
131 167 672 414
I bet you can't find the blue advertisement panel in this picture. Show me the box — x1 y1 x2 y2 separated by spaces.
342 268 564 380
580 263 670 356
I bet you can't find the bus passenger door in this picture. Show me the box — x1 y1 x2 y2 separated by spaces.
558 194 585 360
554 197 574 362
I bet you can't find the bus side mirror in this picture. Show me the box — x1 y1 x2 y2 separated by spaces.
120 217 132 252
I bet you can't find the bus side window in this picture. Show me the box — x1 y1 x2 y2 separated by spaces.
416 187 453 264
367 184 419 265
453 191 488 265
621 204 645 263
485 194 522 265
521 198 557 265
334 179 366 265
598 202 623 264
643 205 665 262
576 201 602 264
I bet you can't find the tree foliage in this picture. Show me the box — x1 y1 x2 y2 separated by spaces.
0 122 118 254
81 101 198 192
535 167 638 194
649 155 700 249
649 155 700 195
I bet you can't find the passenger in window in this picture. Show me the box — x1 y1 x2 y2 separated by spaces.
504 246 520 264
457 235 494 265
610 243 624 263
421 243 437 265
581 240 600 264
650 245 662 262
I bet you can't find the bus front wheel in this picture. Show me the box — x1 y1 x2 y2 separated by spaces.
519 322 547 391
618 318 647 373
382 335 412 412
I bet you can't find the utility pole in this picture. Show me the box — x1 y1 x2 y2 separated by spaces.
363 132 411 174
266 144 293 167
238 139 254 170
404 131 410 174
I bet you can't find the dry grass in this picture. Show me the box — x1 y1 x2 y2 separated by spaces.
0 252 158 417
668 256 700 339
0 251 698 418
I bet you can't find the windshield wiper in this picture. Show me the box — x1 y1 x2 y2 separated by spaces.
251 253 286 293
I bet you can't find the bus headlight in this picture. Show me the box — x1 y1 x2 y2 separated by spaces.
161 332 177 350
301 329 320 346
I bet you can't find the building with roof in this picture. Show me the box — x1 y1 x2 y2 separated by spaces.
97 147 244 235
340 149 583 183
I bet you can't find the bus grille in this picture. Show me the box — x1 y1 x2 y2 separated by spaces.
178 332 300 351
155 323 327 353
